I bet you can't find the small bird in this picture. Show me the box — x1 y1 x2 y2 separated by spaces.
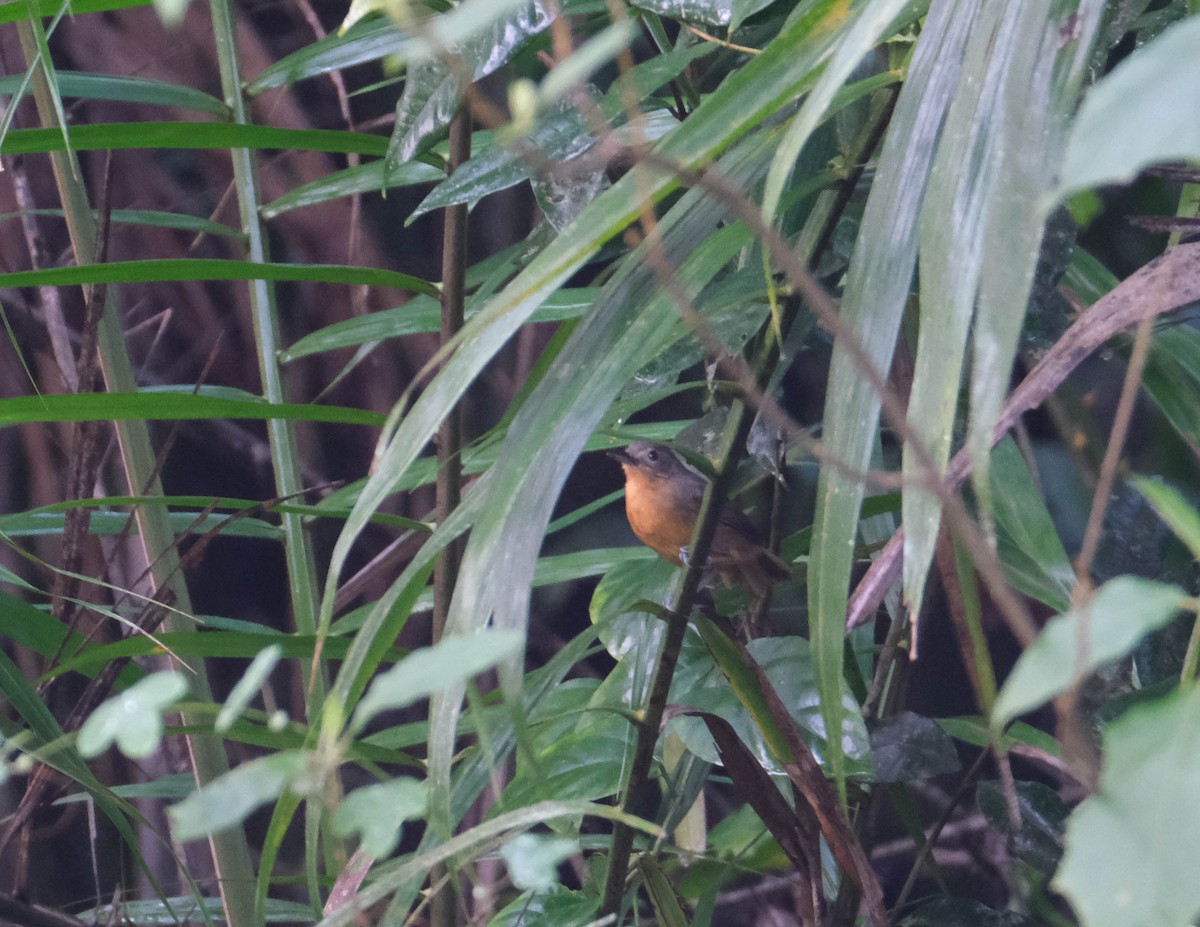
608 440 791 596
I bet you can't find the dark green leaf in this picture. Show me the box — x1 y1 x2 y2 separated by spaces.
870 711 960 782
1 258 435 295
1 122 388 156
976 779 1067 875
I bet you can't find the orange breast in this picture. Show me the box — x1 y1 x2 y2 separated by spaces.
622 470 694 565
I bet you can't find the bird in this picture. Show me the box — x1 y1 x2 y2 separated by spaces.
608 440 791 596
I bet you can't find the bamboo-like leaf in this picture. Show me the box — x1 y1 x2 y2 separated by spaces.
0 391 383 427
901 0 999 621
0 0 146 21
965 1 1102 512
1 258 436 294
386 1 552 166
246 17 411 95
281 288 598 361
761 0 917 222
0 70 228 115
1 121 389 156
810 0 980 804
261 158 443 219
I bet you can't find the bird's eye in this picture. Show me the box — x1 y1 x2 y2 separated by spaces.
646 449 659 462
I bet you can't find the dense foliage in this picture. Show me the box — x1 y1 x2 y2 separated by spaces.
2 0 1200 925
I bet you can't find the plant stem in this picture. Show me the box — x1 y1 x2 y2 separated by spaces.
430 103 471 927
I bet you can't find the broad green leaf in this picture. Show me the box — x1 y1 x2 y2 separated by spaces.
1 122 388 156
812 0 979 802
1059 16 1200 197
901 0 998 621
991 437 1074 611
0 392 383 427
870 711 960 782
78 671 189 759
977 780 1067 875
169 751 311 840
411 106 598 222
1054 686 1200 927
965 2 1101 510
329 779 427 858
1134 478 1200 562
387 1 552 166
350 630 523 733
992 577 1186 728
0 257 435 295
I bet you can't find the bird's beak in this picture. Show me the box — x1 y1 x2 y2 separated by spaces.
607 447 633 465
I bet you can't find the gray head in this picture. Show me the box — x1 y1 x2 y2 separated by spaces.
607 440 688 479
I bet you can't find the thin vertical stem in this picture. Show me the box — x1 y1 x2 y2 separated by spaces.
430 105 471 927
433 107 471 644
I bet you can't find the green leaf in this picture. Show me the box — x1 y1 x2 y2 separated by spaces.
247 17 410 95
1059 16 1200 197
1133 478 1200 562
1142 325 1200 446
629 0 729 27
261 158 443 219
330 779 428 858
870 711 960 782
350 630 523 733
992 577 1187 728
0 71 228 115
77 671 189 759
169 750 311 840
0 391 383 427
77 896 317 926
281 288 598 361
1054 686 1200 927
965 2 1100 505
489 886 598 927
813 0 979 803
0 0 147 21
977 779 1067 874
387 1 551 165
900 897 1038 927
1 122 389 156
500 833 578 891
991 437 1074 611
0 257 435 295
215 644 283 734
